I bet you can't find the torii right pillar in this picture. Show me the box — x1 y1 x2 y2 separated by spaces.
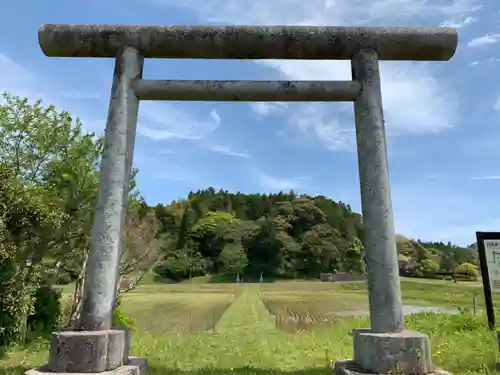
334 49 455 375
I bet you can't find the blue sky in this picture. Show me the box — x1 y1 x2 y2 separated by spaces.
1 0 499 246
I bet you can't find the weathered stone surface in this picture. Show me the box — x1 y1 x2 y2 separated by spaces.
352 329 433 375
38 24 458 61
48 330 125 373
133 79 361 102
24 359 147 375
352 49 403 333
333 359 452 375
127 357 148 374
113 325 131 365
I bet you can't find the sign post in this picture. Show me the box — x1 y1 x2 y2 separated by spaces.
476 231 500 330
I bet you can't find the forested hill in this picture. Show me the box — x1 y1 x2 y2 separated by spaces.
147 187 477 281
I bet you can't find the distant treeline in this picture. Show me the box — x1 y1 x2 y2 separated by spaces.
137 188 479 282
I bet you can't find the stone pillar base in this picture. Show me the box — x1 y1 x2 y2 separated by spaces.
23 329 148 375
333 360 451 375
332 329 450 375
48 330 125 372
24 357 148 375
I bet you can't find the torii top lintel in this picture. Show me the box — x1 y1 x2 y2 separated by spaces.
38 24 458 61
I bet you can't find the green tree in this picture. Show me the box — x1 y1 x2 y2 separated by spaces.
300 224 339 275
0 93 146 329
421 259 440 276
0 92 103 282
190 211 238 271
0 165 65 347
342 238 365 273
219 242 248 280
439 254 457 272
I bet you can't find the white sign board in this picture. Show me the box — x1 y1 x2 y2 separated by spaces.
484 239 500 289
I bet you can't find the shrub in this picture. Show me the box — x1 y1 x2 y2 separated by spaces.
455 262 479 279
0 166 65 349
27 285 62 337
112 297 136 332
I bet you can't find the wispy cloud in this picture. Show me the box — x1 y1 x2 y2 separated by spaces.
440 16 476 28
152 0 481 25
289 103 356 151
0 54 103 103
206 144 251 158
138 103 221 140
494 96 500 111
425 173 442 180
0 53 105 133
1 53 248 164
471 176 500 180
254 170 310 191
468 34 500 48
250 102 288 117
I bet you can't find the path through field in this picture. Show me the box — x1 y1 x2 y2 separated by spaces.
215 286 275 334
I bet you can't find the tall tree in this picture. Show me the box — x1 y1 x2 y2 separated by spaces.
219 242 248 280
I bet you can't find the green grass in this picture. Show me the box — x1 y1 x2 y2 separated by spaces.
1 279 499 375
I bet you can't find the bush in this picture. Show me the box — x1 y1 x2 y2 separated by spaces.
112 297 136 332
0 166 65 349
27 286 62 337
455 262 479 280
0 275 34 349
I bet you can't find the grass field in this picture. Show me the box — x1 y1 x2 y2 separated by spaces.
1 278 499 375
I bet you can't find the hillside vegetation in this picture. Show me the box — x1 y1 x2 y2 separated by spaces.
148 188 478 282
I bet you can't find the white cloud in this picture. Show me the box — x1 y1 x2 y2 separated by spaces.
440 16 476 28
151 0 463 150
250 102 288 117
468 34 500 47
289 103 356 151
380 64 457 135
138 104 221 140
254 170 309 191
274 61 456 150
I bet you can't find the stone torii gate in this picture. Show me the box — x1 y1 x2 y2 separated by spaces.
33 24 457 375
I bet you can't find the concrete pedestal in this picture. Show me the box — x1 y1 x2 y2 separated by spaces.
24 329 147 375
333 329 451 375
333 360 451 375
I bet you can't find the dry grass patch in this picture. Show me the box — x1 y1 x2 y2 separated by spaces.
261 293 367 332
121 287 238 334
